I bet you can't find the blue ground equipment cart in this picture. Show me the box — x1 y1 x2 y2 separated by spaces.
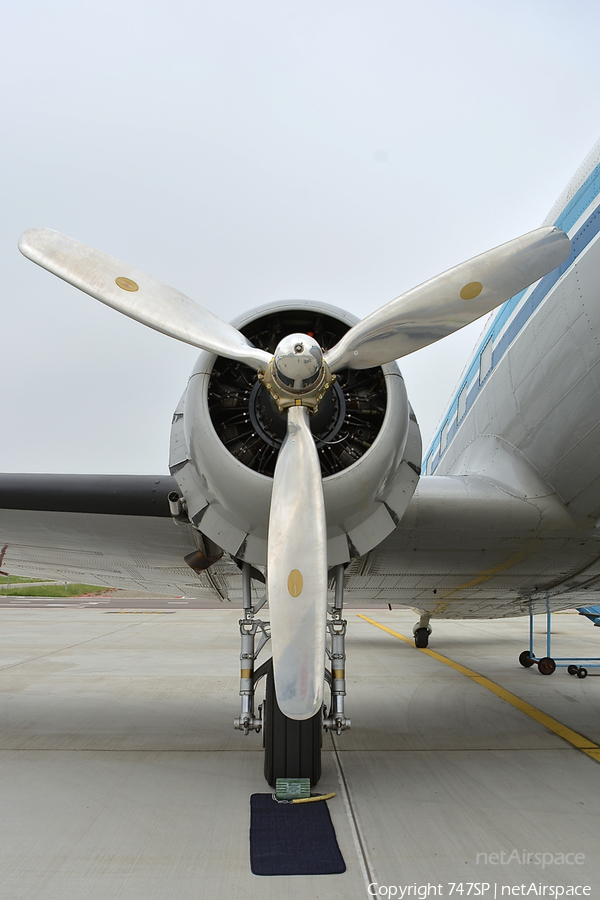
518 605 600 677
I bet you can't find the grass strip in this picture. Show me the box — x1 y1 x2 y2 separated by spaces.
0 583 108 597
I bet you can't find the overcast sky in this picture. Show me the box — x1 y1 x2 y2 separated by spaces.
1 0 599 474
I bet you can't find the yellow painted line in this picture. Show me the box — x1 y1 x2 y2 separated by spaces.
357 614 600 764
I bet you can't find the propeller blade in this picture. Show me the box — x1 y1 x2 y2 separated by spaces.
267 405 327 720
325 225 570 371
19 228 271 371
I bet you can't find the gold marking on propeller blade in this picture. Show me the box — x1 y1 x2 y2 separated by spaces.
115 276 139 292
287 569 303 597
460 281 483 300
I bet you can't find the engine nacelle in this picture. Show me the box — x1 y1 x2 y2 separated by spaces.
169 300 421 567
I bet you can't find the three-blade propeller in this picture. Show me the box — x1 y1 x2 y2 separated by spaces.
19 224 571 718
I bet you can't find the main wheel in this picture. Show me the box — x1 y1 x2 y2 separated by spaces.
263 659 322 787
519 650 535 668
577 667 588 679
414 627 429 649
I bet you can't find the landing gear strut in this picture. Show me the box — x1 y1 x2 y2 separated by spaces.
234 561 351 785
324 564 351 735
233 563 270 735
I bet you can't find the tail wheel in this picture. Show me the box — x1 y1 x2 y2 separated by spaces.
263 659 322 787
414 627 429 649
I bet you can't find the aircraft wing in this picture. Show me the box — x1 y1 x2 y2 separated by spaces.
0 474 240 602
3 470 598 616
343 473 600 617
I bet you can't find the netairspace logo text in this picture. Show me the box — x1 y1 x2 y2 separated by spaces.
477 851 585 870
367 886 591 899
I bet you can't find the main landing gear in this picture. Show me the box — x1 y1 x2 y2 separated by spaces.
233 562 351 786
413 613 432 649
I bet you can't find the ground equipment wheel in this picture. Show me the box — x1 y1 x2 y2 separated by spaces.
263 659 322 787
577 667 588 679
414 627 429 649
567 665 579 675
537 656 556 675
519 650 535 668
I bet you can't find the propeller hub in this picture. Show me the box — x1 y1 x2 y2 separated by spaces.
259 344 334 413
272 333 323 392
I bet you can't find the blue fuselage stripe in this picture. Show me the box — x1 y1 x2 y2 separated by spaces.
556 164 600 234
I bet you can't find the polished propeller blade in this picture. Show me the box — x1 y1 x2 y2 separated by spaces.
267 405 328 720
18 228 271 371
325 225 570 372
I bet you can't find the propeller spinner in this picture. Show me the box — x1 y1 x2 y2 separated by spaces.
272 334 323 391
18 224 571 719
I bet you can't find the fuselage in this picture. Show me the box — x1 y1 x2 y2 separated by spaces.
340 142 600 619
430 144 600 518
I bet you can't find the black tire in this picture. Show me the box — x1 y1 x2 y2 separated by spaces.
414 627 429 649
263 659 322 787
577 667 588 679
519 650 535 668
538 656 556 675
567 665 579 675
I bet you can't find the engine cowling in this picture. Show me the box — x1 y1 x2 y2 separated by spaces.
169 300 422 566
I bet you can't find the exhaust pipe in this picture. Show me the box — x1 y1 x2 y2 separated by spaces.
168 491 189 525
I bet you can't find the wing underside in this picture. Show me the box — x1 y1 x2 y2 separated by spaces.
0 475 239 602
343 475 600 617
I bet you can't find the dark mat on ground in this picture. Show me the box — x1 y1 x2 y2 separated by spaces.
250 793 346 876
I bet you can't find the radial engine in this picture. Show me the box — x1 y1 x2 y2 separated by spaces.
169 300 422 568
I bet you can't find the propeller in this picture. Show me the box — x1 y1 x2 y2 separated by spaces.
324 226 570 371
19 224 571 719
18 229 271 372
267 404 327 718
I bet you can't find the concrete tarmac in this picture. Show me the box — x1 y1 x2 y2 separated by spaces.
0 606 599 899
